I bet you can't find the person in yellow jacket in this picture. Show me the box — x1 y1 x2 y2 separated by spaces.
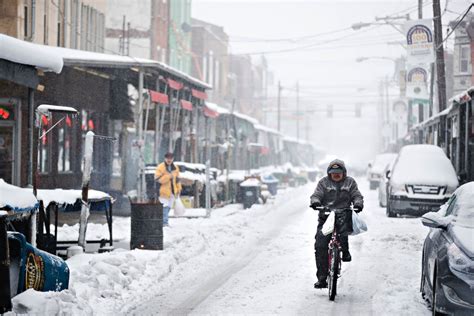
154 152 181 226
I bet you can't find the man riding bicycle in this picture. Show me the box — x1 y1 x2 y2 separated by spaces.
310 159 364 289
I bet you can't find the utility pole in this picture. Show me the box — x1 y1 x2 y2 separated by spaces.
418 0 423 19
433 0 447 112
296 81 299 140
277 81 282 132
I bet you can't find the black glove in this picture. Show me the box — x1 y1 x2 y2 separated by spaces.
310 201 321 210
354 206 363 213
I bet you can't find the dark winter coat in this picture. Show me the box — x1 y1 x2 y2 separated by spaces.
310 159 364 232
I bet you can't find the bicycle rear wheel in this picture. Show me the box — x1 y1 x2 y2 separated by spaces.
328 247 339 301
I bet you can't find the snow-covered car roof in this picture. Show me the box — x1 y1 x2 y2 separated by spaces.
371 153 398 174
391 145 458 188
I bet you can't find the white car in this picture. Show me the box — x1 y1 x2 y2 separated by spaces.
386 145 459 217
368 153 397 190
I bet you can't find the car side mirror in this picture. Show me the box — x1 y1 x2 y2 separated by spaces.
385 170 391 180
421 212 451 229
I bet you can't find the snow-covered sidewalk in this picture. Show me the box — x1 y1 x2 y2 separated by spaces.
10 179 432 315
10 185 313 315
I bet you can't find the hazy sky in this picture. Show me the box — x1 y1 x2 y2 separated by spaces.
192 0 471 161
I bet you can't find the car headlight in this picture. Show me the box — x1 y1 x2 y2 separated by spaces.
445 186 456 195
447 243 474 274
391 183 406 193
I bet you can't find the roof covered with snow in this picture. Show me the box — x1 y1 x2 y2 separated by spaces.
205 102 230 114
0 34 63 73
45 45 211 89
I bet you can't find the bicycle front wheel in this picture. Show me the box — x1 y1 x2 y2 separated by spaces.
328 247 339 301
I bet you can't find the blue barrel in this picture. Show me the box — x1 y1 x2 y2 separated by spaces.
262 175 279 196
8 232 69 295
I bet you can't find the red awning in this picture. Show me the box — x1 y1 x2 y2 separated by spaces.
148 89 169 105
167 78 183 90
192 88 207 100
180 100 193 111
203 105 219 118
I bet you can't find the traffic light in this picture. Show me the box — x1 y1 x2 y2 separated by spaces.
327 105 333 118
355 104 362 117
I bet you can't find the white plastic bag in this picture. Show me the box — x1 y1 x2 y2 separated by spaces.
321 211 335 236
174 197 186 216
351 211 368 236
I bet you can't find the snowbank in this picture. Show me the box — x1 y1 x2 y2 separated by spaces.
9 185 303 314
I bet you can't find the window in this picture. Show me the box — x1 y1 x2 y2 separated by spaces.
57 116 73 172
444 195 457 216
24 5 29 38
38 115 50 173
460 45 470 74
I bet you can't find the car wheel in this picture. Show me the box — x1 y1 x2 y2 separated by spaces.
386 199 396 217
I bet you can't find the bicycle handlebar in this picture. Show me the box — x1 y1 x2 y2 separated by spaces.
314 206 355 214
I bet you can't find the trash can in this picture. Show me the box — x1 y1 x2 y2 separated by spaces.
262 175 279 196
240 179 261 209
130 202 163 250
8 232 69 296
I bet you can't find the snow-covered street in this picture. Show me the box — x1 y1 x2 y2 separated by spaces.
11 179 432 315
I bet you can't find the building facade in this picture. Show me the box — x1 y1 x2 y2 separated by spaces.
191 18 229 106
168 0 192 74
450 14 473 96
0 0 105 51
105 0 169 61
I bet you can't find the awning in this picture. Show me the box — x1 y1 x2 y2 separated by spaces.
180 100 193 111
167 78 183 90
192 88 207 100
203 104 219 118
148 89 169 105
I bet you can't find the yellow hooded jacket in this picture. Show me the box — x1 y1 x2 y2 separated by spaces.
154 162 182 199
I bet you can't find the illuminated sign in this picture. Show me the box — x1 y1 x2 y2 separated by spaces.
0 105 14 121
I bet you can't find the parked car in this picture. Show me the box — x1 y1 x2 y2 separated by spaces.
386 145 458 217
368 153 397 190
420 182 474 315
378 160 396 208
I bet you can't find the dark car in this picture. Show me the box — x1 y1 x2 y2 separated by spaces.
420 182 474 315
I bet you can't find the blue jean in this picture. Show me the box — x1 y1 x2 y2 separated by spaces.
163 205 170 225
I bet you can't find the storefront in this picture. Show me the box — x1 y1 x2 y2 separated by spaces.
0 99 21 185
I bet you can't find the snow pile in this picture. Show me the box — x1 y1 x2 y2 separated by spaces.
451 182 474 225
0 179 38 212
10 185 303 314
0 34 63 73
391 145 458 188
37 189 111 208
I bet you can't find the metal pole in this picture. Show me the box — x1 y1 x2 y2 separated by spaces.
137 70 144 201
0 218 11 313
296 81 299 140
418 0 423 19
205 159 211 217
27 88 34 186
433 0 447 112
277 81 281 132
78 131 94 249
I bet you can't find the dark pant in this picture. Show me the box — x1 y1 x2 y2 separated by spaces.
314 227 349 281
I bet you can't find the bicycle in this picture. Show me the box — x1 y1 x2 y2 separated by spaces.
315 206 353 301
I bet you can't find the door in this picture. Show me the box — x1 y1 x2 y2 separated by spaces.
0 125 14 183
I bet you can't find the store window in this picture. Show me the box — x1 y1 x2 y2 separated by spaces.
57 115 73 172
38 115 50 173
